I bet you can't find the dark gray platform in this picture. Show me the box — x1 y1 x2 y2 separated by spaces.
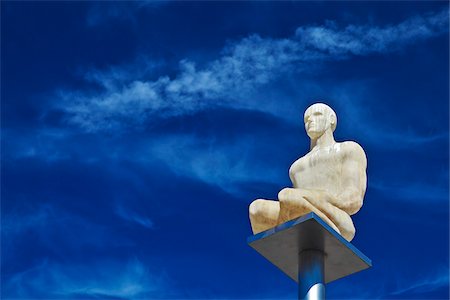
248 212 372 283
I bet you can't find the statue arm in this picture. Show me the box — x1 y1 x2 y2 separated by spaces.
331 143 367 215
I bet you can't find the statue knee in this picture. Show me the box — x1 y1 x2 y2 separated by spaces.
278 188 292 201
249 199 265 218
278 188 306 205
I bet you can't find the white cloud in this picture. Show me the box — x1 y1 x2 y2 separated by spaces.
115 203 155 229
328 83 450 148
295 9 448 55
85 1 167 27
145 133 287 196
390 267 449 296
2 128 74 162
2 205 54 235
3 258 168 298
3 206 168 297
370 180 448 204
59 9 448 132
13 9 446 194
83 56 165 90
328 267 449 299
2 206 131 265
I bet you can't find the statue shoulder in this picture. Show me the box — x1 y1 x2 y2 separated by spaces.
339 141 367 163
289 155 306 174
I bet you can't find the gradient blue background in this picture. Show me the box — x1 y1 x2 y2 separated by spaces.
2 2 449 299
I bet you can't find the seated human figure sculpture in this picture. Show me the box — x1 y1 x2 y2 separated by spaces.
249 103 367 242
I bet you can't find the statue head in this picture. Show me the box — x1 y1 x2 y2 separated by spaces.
304 103 337 139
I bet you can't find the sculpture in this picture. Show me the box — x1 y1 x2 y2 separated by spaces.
249 103 367 241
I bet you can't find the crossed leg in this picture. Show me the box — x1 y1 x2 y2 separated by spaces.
249 188 356 241
278 188 355 241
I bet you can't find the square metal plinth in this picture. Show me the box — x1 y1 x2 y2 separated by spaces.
248 212 372 283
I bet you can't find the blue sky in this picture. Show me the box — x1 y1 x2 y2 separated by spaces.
1 2 449 299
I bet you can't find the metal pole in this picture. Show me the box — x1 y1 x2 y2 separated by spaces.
298 249 325 300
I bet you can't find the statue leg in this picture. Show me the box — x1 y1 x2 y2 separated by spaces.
278 188 341 233
249 199 280 234
278 188 355 240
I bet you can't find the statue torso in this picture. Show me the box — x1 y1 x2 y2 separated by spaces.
289 142 347 197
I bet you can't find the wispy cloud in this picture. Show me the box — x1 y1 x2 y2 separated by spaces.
3 127 287 199
365 130 449 147
147 133 286 195
82 56 166 91
295 9 448 56
13 8 447 197
3 258 168 298
1 128 75 162
85 1 167 27
328 268 449 300
371 180 448 204
326 82 449 149
390 267 449 297
2 205 83 238
115 203 155 229
2 204 134 263
58 9 448 132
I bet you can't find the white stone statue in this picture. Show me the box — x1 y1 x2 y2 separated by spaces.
249 103 367 241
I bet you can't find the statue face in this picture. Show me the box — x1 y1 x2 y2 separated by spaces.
304 103 335 139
